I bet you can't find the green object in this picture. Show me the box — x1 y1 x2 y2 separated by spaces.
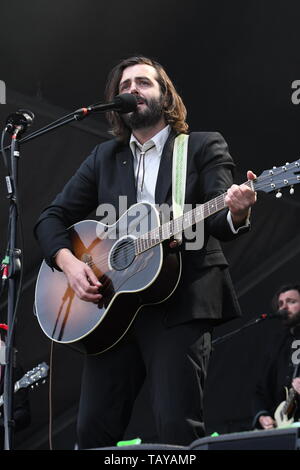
210 432 219 437
1 255 10 265
116 437 142 447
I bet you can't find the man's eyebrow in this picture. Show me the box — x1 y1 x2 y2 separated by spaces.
135 76 151 81
280 297 297 302
119 76 152 87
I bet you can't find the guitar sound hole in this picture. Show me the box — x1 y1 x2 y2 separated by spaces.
110 238 136 271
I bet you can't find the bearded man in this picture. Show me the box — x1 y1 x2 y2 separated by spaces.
253 284 300 429
34 56 256 448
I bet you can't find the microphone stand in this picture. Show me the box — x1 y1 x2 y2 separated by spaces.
2 129 21 450
212 314 272 346
0 104 106 450
2 107 90 152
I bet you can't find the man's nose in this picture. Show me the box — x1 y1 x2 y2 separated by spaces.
129 82 139 94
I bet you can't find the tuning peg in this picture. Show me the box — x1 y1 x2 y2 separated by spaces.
290 185 295 195
276 190 282 198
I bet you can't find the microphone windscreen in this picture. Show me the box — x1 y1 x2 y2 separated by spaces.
114 93 138 113
19 109 35 124
6 108 35 134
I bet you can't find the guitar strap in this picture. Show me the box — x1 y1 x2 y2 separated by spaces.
172 133 189 242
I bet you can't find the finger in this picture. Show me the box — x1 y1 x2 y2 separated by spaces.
80 277 102 293
225 191 248 209
263 420 274 428
76 285 103 302
72 275 101 299
76 269 100 292
228 184 253 200
84 265 101 287
76 274 95 292
225 186 242 203
227 184 241 195
247 170 257 180
232 187 256 206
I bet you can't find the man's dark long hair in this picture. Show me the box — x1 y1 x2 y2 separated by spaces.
104 56 189 143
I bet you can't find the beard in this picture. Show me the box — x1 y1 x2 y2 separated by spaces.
282 309 300 327
122 95 164 130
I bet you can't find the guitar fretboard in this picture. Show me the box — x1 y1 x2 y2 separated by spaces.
135 180 254 254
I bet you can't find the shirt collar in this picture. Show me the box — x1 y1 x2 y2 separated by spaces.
130 125 171 157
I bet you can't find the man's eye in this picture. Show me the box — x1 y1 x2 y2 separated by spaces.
120 84 129 91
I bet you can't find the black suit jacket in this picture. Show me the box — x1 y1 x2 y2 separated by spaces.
34 131 249 326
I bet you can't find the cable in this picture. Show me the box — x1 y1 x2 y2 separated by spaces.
1 129 9 171
48 341 54 450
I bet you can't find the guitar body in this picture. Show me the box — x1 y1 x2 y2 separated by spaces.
35 202 181 355
274 387 297 428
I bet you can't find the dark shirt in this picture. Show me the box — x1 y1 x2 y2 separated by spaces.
253 326 300 427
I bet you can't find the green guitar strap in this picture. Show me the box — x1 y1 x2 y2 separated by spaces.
172 133 189 242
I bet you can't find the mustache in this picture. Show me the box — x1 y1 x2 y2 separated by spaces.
135 95 147 105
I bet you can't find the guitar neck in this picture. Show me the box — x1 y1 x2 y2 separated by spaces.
135 180 254 254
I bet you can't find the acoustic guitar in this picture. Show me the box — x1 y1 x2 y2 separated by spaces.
35 159 300 354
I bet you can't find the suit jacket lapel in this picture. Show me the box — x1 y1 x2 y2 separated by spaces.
155 130 177 205
116 146 137 210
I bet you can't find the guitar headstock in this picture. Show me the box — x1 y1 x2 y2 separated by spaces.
17 362 49 390
253 159 300 197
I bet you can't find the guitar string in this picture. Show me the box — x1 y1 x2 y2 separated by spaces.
85 191 230 266
85 174 298 269
83 167 300 268
91 253 150 299
83 179 264 266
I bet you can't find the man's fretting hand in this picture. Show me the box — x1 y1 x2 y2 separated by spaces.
225 170 257 228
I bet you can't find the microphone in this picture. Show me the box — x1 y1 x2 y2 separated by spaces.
261 309 289 320
5 109 35 135
76 93 138 117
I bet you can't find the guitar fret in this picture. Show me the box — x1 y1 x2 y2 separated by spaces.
136 183 247 254
163 221 172 239
174 217 183 235
195 205 203 224
209 201 216 213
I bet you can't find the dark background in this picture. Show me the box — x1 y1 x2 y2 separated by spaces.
0 0 300 449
